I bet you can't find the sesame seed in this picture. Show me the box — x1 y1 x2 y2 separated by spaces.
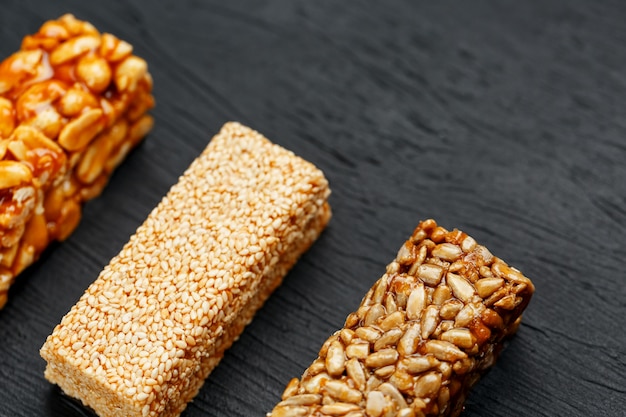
40 122 331 417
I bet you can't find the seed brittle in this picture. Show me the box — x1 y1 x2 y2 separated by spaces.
0 14 155 308
41 123 332 417
268 219 534 417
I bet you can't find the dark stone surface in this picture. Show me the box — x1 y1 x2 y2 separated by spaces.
1 1 625 416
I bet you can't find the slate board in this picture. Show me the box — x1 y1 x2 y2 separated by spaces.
1 1 625 416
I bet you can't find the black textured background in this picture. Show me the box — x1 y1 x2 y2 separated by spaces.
1 1 625 416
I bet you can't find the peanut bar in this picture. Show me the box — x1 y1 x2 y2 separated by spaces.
40 122 332 417
0 14 154 308
269 219 534 417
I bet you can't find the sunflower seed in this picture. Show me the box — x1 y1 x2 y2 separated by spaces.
474 245 494 264
424 340 467 362
372 276 389 304
365 391 386 417
378 382 408 409
379 311 404 331
413 372 442 398
320 402 361 416
345 358 367 390
474 277 504 298
278 394 322 407
365 375 383 393
374 328 403 351
416 264 444 286
454 304 476 328
494 294 521 310
326 341 346 377
397 323 420 356
432 285 451 305
340 329 355 345
406 283 426 321
398 408 416 417
460 235 477 252
396 241 415 265
441 328 475 349
355 326 382 343
438 386 451 414
374 365 396 379
324 380 363 403
401 355 439 374
282 378 300 399
407 245 428 275
439 299 463 320
420 305 440 339
346 342 370 360
365 349 399 368
388 369 413 392
364 303 386 326
384 293 397 314
270 406 309 417
432 243 462 261
302 373 330 394
446 273 475 303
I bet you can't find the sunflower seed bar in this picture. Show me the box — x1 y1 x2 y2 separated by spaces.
0 14 154 308
40 122 332 417
269 219 534 417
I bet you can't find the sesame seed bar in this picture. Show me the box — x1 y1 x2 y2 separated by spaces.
269 219 534 417
0 14 154 308
40 122 332 417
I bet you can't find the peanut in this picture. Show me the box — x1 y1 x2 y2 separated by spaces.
12 125 63 154
57 86 100 117
36 21 70 42
103 119 129 149
11 242 35 276
21 34 60 52
59 14 98 37
128 114 154 145
43 183 66 222
49 35 101 66
0 50 43 95
1 224 25 248
7 140 28 161
76 132 112 184
79 174 108 201
0 98 15 137
0 161 33 189
24 107 64 139
0 245 19 269
114 56 147 92
126 88 155 122
76 55 112 93
104 142 132 174
0 14 154 309
22 213 48 253
15 80 68 122
55 199 81 241
100 33 133 62
58 108 104 151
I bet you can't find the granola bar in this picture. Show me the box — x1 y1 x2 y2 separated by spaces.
269 219 534 417
0 14 154 308
40 122 331 417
